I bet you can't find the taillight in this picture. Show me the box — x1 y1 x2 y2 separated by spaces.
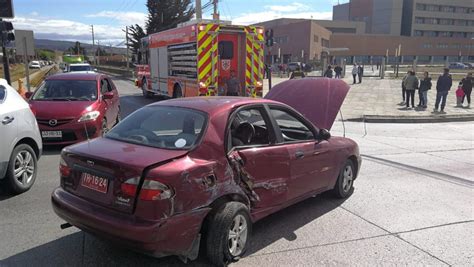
121 178 172 201
59 156 71 177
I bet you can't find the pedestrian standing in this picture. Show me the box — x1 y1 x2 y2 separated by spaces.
225 70 241 96
324 65 333 78
460 72 472 108
334 65 343 79
358 64 364 83
418 71 431 108
403 71 418 109
351 63 358 84
433 68 452 114
400 71 410 105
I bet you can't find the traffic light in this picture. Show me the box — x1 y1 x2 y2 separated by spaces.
0 21 15 45
265 29 274 47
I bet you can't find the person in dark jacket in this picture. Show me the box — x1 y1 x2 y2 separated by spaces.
334 65 343 79
418 71 432 108
460 72 472 108
357 64 364 83
324 65 333 78
434 68 452 113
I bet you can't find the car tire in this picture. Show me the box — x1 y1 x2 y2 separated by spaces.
101 119 108 136
6 144 38 194
333 159 355 199
173 85 183 98
142 79 152 98
206 202 251 266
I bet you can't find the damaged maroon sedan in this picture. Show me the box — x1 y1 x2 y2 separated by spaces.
52 78 361 266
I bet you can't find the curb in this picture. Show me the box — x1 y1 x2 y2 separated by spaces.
347 114 474 123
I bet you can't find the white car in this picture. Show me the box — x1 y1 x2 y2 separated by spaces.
67 63 96 73
0 79 42 194
29 61 41 69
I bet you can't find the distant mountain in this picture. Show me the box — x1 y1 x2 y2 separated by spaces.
34 39 127 55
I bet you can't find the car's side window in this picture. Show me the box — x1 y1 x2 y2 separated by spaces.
269 108 315 142
105 79 114 92
230 108 271 148
0 86 6 103
101 79 113 94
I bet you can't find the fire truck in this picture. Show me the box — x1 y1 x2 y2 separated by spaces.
134 20 265 98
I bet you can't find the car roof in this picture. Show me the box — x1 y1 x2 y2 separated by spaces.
46 72 102 81
151 97 279 114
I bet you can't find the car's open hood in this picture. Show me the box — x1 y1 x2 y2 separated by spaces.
265 78 350 130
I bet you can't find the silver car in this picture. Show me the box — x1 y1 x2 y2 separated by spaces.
0 79 42 194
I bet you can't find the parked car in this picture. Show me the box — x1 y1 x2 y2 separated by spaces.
0 79 42 194
449 62 468 69
66 63 96 73
51 78 360 266
26 73 121 145
463 62 473 69
29 61 41 69
287 62 302 72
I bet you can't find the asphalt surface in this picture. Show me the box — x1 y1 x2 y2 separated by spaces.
0 77 473 266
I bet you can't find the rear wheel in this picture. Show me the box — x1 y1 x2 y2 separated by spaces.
206 202 251 266
6 144 38 194
332 160 355 198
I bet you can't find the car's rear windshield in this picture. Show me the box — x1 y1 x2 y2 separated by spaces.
32 80 98 101
69 65 92 72
106 106 207 150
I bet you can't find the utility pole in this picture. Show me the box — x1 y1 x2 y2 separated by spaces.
1 19 12 85
97 40 101 66
123 26 130 74
90 25 95 65
196 0 202 20
212 0 219 20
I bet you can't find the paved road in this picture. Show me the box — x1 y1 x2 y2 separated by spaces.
0 77 472 266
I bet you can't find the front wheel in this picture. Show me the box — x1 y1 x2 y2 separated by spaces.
206 202 251 266
332 159 355 198
6 144 38 194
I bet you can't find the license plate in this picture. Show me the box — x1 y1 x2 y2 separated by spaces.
42 131 62 138
81 173 108 194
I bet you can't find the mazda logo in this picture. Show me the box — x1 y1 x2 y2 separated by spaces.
49 119 58 126
86 160 95 166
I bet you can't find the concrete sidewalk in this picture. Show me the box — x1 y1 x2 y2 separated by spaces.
262 75 474 123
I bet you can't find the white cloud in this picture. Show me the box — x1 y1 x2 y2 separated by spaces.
85 11 147 27
266 2 308 12
232 11 332 25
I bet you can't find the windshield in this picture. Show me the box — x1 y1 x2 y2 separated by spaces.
106 106 207 150
69 65 92 72
32 80 98 101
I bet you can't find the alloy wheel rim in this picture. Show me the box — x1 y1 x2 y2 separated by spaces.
342 165 353 192
228 214 248 256
14 150 35 185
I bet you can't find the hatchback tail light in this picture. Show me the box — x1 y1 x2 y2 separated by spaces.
121 177 173 201
59 156 71 177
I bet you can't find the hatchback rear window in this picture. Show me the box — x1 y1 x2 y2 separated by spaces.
32 80 98 101
106 106 207 150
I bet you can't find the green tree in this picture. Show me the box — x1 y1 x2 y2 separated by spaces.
127 24 146 55
38 49 55 60
68 41 86 55
145 0 195 34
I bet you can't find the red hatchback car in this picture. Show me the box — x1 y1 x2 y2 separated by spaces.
52 79 361 266
27 73 120 145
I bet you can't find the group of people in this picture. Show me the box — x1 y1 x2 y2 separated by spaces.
401 68 472 113
351 63 364 84
323 65 344 79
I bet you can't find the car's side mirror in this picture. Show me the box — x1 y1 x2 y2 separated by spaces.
318 128 331 140
94 68 98 72
102 92 114 100
25 92 33 99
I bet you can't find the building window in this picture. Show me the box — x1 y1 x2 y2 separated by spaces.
275 36 288 44
455 7 469 13
440 6 455 13
321 38 330 48
425 31 438 37
422 43 432 49
425 18 438 24
439 19 453 25
454 20 467 26
452 32 466 38
468 20 474 26
416 3 426 11
415 17 424 24
436 43 448 49
426 5 439 12
451 44 461 49
439 31 452 37
313 35 319 43
414 30 423 36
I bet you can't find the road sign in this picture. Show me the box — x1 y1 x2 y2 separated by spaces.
15 30 35 56
0 0 14 18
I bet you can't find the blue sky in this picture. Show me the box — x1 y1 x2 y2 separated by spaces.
10 0 347 45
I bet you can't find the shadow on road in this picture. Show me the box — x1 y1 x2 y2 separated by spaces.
119 95 167 118
0 192 349 266
42 145 66 156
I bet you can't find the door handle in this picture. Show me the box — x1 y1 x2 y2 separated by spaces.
295 151 305 159
2 116 14 125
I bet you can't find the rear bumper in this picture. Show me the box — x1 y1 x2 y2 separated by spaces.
51 187 210 257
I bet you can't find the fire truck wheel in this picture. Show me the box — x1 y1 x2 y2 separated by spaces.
173 85 183 98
